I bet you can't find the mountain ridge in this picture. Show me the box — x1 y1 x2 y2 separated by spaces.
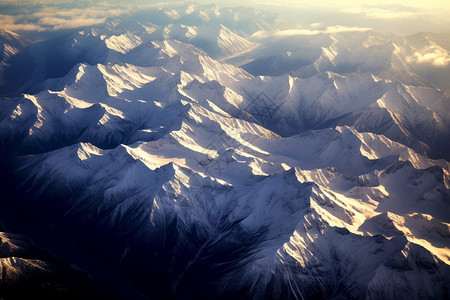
0 9 449 299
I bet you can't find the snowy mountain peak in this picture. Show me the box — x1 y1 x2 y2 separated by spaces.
0 10 449 299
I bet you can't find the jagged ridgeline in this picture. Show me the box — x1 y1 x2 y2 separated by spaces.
0 5 449 300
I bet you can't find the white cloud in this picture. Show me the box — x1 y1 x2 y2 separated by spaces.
33 6 129 29
38 16 107 30
0 14 44 31
310 22 323 28
406 46 450 67
251 29 315 39
251 25 371 39
325 25 371 33
0 2 187 32
272 29 320 37
0 4 133 31
341 7 418 20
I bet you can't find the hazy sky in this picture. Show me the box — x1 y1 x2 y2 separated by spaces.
4 0 447 9
0 0 449 35
2 0 449 7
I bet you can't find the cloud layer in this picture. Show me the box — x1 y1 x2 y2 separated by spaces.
407 46 450 68
340 6 418 20
0 4 130 31
251 25 371 39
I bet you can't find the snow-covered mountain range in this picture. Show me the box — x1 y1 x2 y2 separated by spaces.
0 6 449 300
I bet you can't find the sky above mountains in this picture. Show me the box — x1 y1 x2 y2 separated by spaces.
0 0 449 35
